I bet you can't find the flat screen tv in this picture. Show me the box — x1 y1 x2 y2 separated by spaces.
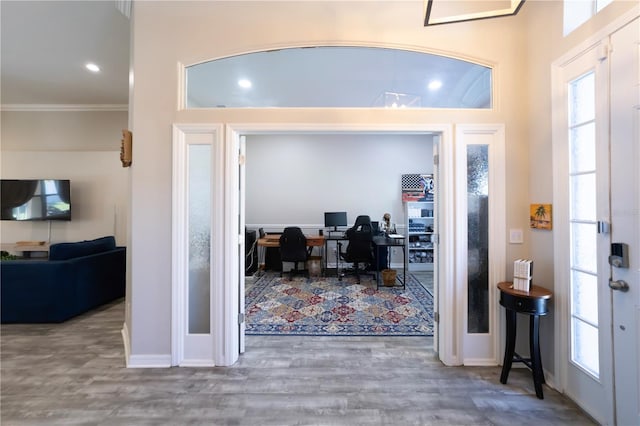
324 211 347 231
1 179 71 221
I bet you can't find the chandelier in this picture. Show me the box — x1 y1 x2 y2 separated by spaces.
424 0 526 26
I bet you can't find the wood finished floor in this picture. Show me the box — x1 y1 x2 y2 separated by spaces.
1 299 595 425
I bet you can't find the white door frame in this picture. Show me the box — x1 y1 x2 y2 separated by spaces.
171 121 508 367
455 124 506 366
551 6 639 424
226 122 504 367
171 123 237 367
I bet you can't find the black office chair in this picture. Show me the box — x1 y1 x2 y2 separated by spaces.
279 226 310 279
338 215 375 284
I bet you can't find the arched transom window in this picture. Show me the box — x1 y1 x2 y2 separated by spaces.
185 46 492 109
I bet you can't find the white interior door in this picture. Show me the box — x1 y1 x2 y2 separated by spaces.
238 136 247 353
432 135 440 353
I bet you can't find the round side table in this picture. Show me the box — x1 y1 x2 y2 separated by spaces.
497 281 553 399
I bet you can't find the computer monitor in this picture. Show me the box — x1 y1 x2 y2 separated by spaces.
324 211 348 231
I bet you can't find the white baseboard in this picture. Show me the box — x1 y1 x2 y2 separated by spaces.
127 354 172 368
178 359 216 367
122 322 172 368
463 357 499 366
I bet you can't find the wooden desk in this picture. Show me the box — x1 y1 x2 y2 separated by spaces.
257 235 324 270
257 234 324 248
497 281 552 399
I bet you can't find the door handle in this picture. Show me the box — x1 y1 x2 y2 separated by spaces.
609 279 629 292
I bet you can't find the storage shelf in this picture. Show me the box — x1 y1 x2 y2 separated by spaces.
405 188 435 273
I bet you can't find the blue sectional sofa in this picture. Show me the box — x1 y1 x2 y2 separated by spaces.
1 236 126 323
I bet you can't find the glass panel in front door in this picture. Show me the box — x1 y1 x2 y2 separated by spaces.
568 71 599 377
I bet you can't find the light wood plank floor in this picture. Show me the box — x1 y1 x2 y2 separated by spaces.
1 299 595 425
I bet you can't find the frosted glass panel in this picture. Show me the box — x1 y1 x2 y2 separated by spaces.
571 222 597 273
572 318 600 376
467 144 489 334
570 173 596 221
569 72 595 125
570 123 596 173
188 145 211 334
571 270 598 325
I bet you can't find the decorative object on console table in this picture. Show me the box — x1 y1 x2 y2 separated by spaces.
513 259 533 291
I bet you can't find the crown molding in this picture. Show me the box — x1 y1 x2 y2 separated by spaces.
0 104 128 112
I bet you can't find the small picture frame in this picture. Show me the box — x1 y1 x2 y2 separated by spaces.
530 204 552 230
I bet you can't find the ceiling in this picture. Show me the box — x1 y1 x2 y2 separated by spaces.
0 1 130 107
1 0 492 109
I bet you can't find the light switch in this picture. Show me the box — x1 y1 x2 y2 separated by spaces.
510 229 523 244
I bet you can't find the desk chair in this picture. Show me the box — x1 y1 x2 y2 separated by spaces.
279 227 310 279
338 215 375 283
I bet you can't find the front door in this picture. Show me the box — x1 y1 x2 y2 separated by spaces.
553 16 639 425
608 17 640 426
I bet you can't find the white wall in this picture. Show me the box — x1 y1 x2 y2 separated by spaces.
131 0 532 360
246 133 433 230
0 110 129 245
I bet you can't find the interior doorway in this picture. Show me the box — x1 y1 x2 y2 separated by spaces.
242 132 439 346
227 123 456 364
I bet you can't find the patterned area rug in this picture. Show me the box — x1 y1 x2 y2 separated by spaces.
245 272 433 336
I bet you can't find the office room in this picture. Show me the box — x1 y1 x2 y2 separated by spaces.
244 132 436 336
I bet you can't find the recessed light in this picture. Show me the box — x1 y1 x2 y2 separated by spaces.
428 80 442 91
85 63 100 73
238 79 252 89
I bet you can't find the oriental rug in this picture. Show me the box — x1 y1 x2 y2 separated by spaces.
245 272 433 336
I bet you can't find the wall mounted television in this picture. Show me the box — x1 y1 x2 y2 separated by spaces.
1 179 71 221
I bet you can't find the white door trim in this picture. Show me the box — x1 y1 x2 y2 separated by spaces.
455 124 506 366
171 123 233 367
228 122 467 367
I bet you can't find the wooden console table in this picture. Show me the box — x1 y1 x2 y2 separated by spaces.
497 281 552 399
1 242 50 255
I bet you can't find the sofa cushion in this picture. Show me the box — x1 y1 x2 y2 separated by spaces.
49 236 116 261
